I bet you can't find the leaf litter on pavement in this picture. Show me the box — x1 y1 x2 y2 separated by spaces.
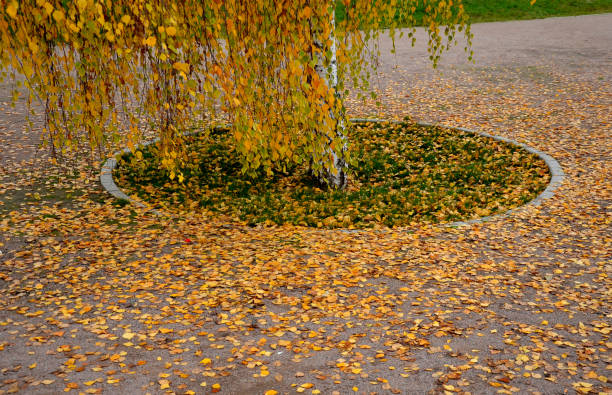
1 32 611 395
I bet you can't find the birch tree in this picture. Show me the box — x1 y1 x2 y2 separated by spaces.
0 0 471 188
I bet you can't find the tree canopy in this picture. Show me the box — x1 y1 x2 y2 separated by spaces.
0 0 471 182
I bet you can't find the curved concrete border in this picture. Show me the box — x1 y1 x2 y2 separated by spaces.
100 145 163 216
100 129 215 217
100 119 564 227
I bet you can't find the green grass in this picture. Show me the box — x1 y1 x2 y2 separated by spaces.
462 0 612 23
115 122 550 229
335 0 612 26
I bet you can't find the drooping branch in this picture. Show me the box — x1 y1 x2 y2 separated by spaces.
0 0 471 181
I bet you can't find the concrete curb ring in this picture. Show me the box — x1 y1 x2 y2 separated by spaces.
100 119 564 227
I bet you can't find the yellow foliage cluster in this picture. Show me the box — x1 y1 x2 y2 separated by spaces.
0 0 470 177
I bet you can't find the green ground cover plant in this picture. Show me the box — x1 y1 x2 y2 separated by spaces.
115 122 550 228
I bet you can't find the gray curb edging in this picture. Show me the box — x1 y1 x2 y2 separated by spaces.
100 145 163 216
100 119 564 227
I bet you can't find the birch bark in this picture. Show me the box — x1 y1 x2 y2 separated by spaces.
312 11 348 189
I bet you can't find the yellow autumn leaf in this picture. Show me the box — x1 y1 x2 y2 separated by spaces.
516 354 529 362
172 62 190 74
67 22 80 33
145 36 157 46
28 40 39 53
158 379 170 389
41 3 52 15
200 358 212 365
264 391 278 395
6 1 18 19
166 26 177 36
52 10 65 23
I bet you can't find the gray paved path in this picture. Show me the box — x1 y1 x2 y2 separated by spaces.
0 14 611 395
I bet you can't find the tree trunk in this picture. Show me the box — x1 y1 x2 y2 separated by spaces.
313 10 348 190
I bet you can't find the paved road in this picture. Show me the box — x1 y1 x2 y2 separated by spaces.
378 13 612 76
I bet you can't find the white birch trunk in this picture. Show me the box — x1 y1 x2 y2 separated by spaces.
313 10 348 190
